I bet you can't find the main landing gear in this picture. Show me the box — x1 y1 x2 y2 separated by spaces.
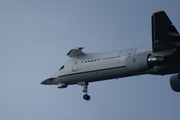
78 81 91 101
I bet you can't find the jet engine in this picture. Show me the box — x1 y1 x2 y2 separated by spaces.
170 74 180 92
125 53 164 73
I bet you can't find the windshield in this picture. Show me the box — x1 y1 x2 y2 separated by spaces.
59 65 64 70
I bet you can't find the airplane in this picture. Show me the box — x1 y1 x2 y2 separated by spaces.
41 11 180 101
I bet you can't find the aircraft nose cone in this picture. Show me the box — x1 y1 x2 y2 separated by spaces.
41 78 54 85
41 80 48 85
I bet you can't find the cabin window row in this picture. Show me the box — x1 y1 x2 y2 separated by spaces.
81 56 121 64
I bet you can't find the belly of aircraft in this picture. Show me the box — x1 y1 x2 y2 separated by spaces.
54 63 180 85
58 66 131 85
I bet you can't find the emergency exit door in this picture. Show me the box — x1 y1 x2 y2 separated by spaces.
72 59 78 72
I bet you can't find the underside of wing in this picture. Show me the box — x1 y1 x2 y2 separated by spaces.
152 11 180 53
67 47 85 57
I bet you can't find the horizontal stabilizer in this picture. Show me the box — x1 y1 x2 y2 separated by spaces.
152 11 180 52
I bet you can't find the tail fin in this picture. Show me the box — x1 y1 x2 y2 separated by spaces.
152 11 180 52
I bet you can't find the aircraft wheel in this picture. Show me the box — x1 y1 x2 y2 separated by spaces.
83 94 91 101
178 73 180 79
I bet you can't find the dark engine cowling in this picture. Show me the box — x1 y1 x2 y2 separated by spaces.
170 74 180 92
125 53 164 73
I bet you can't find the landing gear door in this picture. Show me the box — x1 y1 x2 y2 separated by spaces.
72 59 78 72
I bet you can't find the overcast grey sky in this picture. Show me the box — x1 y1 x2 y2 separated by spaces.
1 0 180 120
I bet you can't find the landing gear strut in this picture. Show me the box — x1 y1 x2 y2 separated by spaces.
78 81 91 101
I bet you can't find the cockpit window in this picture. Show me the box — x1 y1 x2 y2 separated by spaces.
59 65 64 70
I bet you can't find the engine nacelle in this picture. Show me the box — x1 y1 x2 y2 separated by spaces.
170 74 180 92
125 53 164 73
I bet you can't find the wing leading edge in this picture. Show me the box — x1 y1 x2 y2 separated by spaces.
152 11 180 53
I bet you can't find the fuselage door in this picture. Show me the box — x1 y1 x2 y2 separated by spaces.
72 59 78 72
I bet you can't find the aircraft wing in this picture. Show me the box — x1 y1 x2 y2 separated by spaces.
152 11 180 53
67 47 85 57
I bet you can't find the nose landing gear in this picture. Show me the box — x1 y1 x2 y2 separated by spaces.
78 81 91 101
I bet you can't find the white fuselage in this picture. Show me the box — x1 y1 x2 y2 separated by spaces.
49 46 178 86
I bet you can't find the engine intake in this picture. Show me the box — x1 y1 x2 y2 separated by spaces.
125 53 164 73
170 74 180 92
